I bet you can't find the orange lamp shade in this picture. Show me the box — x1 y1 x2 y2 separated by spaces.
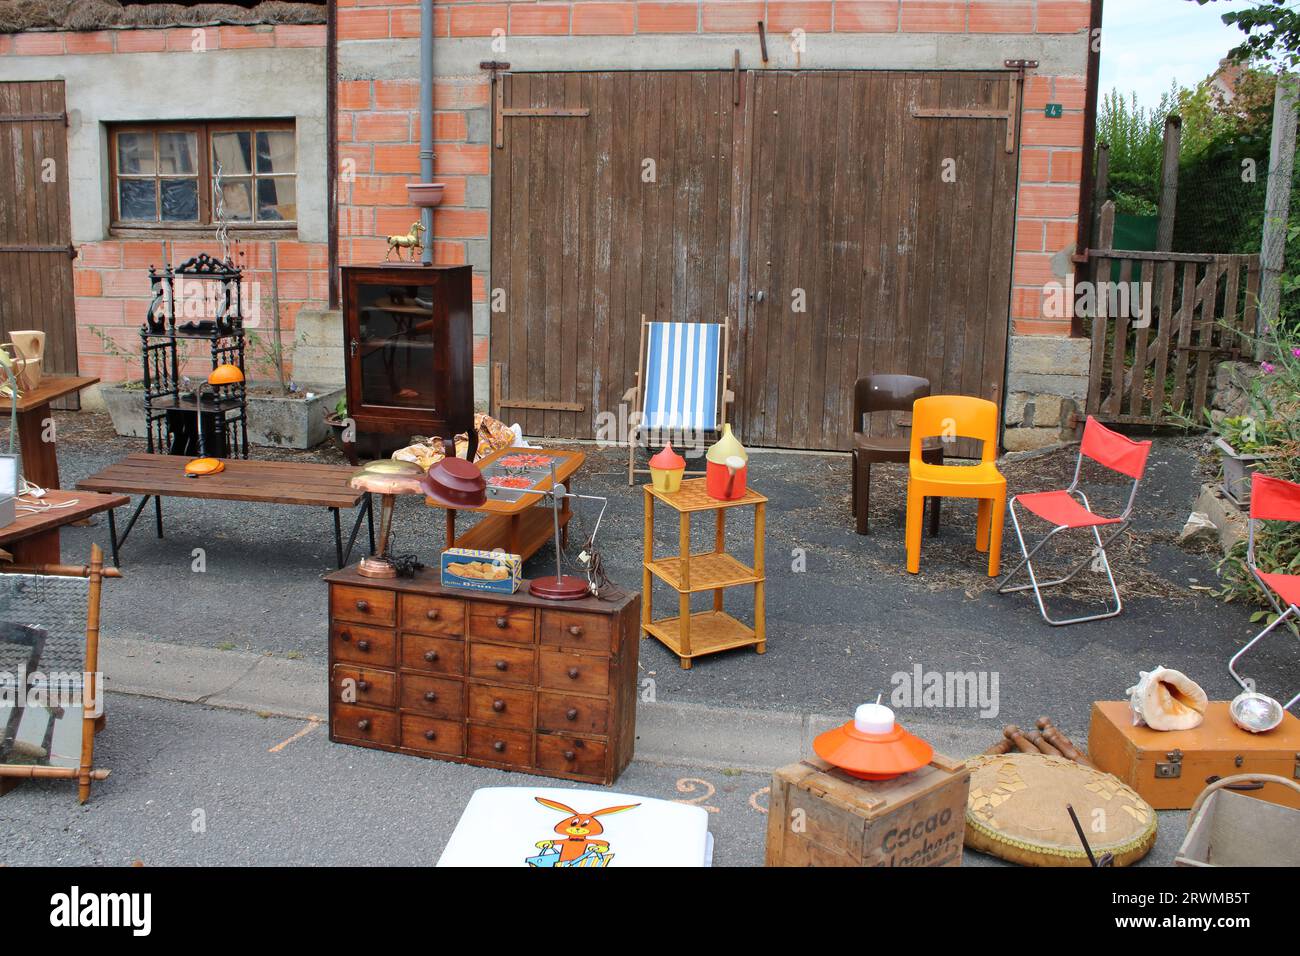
648 443 686 471
208 363 244 386
813 703 933 780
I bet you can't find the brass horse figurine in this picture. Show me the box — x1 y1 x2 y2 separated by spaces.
385 221 425 261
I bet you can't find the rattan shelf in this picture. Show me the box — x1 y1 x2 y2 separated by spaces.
641 478 766 669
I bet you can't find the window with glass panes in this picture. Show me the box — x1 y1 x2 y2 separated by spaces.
110 121 296 228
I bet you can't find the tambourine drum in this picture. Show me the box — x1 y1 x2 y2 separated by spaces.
965 753 1157 867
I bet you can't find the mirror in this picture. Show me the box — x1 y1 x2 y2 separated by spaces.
0 546 111 803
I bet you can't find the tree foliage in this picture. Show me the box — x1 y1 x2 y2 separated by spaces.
1191 0 1300 69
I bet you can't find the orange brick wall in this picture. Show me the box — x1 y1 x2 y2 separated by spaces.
2 1 1092 390
338 0 1092 343
74 238 329 385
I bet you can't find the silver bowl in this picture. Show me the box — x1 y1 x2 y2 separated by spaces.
1229 691 1285 733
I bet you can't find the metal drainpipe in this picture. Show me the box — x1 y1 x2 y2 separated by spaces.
420 0 434 265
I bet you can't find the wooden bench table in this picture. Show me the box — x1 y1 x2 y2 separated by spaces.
75 453 373 568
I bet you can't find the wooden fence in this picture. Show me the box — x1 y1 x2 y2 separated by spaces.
1085 206 1261 427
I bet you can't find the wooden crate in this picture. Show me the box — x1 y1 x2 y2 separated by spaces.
1089 701 1300 811
766 755 970 867
1176 782 1300 867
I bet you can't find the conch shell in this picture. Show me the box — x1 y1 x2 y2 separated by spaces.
1126 666 1207 731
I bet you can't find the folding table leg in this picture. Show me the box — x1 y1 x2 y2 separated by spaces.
107 509 121 568
154 496 164 538
332 508 344 568
339 497 372 569
110 494 153 565
366 493 375 553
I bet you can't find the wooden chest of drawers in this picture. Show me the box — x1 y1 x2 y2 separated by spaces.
323 567 641 785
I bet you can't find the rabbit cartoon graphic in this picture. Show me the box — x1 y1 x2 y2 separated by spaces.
526 797 640 867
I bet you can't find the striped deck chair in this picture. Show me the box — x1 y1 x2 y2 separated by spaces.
624 316 734 485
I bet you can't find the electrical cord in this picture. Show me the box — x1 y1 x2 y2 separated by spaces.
13 478 80 515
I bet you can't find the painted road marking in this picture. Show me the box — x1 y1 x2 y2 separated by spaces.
269 718 322 753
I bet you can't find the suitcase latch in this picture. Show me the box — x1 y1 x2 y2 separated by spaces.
1156 749 1183 779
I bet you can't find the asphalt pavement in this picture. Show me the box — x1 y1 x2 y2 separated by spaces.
0 414 1285 866
44 419 1298 740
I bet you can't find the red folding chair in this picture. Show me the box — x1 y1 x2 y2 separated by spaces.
1229 472 1300 710
997 417 1152 626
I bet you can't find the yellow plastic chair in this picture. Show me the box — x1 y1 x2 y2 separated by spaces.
906 396 1006 577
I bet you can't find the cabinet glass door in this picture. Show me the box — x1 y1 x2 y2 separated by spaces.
355 282 438 411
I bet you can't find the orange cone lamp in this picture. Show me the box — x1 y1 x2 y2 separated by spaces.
185 363 245 477
813 702 933 781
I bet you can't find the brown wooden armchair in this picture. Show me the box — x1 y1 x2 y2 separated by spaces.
852 374 943 535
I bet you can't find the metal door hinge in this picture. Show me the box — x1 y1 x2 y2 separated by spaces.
1155 749 1182 779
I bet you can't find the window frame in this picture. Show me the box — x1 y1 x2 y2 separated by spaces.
108 119 297 236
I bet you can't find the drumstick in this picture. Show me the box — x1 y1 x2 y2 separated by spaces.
1003 724 1038 754
1024 729 1064 757
1038 717 1094 767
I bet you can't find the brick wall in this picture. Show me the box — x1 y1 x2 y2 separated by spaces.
0 25 329 386
337 0 1093 377
2 0 1091 395
74 237 330 384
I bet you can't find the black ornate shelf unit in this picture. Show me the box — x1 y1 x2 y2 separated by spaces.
140 253 249 459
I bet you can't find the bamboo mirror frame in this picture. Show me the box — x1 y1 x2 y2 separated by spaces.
0 545 119 803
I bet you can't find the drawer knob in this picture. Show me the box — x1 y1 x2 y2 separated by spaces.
493 740 506 753
424 650 439 663
426 608 440 620
355 599 370 612
492 699 506 713
424 729 437 741
357 640 370 652
563 750 576 761
357 718 370 731
339 631 351 642
357 679 370 691
567 666 580 680
566 708 578 721
495 659 509 672
568 624 583 637
495 616 508 629
424 691 438 703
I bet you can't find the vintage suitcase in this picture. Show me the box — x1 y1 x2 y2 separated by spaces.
1088 700 1300 811
766 754 969 867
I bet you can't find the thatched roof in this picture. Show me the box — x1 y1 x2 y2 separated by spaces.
0 1 326 34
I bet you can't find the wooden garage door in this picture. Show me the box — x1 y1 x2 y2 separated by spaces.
0 81 78 403
490 70 1019 450
490 71 741 440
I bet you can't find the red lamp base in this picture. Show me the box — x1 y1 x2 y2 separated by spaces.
529 575 589 600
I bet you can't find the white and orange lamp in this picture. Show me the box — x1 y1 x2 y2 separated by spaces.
813 699 933 781
184 363 244 477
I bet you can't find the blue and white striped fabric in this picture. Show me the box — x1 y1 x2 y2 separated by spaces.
642 322 723 432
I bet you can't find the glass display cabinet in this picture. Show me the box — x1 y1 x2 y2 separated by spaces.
341 264 476 458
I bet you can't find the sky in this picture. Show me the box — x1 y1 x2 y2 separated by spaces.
1100 0 1252 107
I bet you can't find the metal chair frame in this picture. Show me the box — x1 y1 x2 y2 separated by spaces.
1229 484 1300 709
997 446 1144 627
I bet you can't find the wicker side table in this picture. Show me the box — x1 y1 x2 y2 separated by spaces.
641 478 767 669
